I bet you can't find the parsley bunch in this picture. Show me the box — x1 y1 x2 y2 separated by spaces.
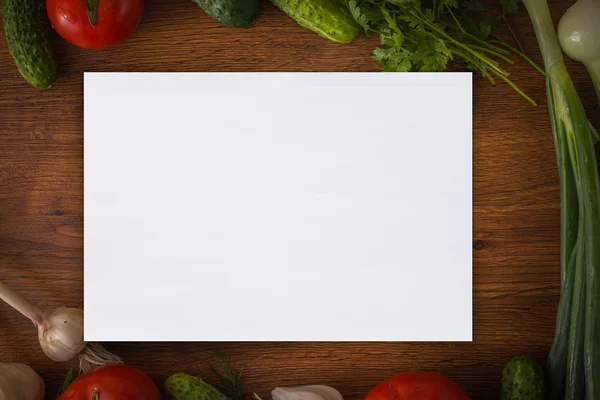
344 0 542 105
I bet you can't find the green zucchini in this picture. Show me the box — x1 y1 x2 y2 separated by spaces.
270 0 361 44
191 0 261 28
2 0 56 88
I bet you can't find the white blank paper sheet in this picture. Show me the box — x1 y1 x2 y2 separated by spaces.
84 72 472 342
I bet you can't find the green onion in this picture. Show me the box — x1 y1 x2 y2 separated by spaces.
522 0 600 398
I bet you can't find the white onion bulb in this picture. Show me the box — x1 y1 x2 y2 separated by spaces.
558 0 600 102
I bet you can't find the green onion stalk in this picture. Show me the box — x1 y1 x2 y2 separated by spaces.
522 0 600 398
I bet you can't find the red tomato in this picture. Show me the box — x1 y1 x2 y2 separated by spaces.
58 364 161 400
365 372 470 400
46 0 143 49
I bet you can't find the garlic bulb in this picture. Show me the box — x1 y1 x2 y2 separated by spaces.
38 307 86 362
272 385 344 400
0 363 45 400
0 281 122 372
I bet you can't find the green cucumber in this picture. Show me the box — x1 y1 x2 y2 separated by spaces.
2 0 56 88
191 0 260 28
501 356 545 400
165 372 229 400
270 0 361 43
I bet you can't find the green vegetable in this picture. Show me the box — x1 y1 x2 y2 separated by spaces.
343 0 540 104
2 0 56 88
54 369 76 400
191 0 260 28
209 357 244 400
165 372 229 400
501 356 545 400
522 0 600 398
270 0 361 44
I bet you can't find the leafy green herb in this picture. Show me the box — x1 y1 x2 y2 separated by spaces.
498 0 524 52
500 0 519 15
463 0 486 14
209 356 245 400
478 16 501 40
343 0 538 104
54 369 76 400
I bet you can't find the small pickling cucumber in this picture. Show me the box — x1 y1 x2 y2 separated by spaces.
191 0 261 28
270 0 361 43
501 356 545 400
165 372 229 400
2 0 56 88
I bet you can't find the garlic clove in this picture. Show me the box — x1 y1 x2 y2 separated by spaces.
0 363 45 400
272 385 344 400
299 386 343 400
37 307 86 362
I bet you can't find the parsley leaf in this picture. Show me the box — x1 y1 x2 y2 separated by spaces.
437 0 458 10
372 47 412 72
409 34 451 72
462 0 486 13
478 15 501 40
346 0 382 34
500 0 519 15
342 0 534 103
380 27 405 48
347 0 371 32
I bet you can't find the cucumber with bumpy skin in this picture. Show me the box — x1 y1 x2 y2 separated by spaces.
271 0 361 43
191 0 261 28
165 373 229 400
501 356 545 400
2 0 56 88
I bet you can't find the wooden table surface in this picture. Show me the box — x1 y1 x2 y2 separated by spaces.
1 0 599 398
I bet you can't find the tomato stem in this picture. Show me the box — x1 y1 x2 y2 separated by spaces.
85 0 99 27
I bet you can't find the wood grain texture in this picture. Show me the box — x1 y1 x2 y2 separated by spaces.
1 0 599 397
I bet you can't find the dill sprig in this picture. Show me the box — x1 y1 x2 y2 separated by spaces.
209 356 245 400
51 368 76 400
